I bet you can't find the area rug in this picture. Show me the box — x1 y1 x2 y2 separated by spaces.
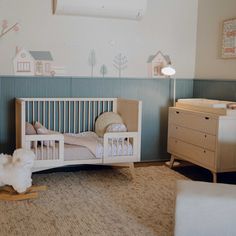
0 165 188 236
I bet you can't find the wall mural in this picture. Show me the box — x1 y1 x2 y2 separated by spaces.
147 51 170 78
113 53 128 78
88 49 96 77
0 19 19 39
1 19 170 79
100 64 108 77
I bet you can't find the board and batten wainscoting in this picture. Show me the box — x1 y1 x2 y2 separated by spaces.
0 76 193 161
193 79 236 101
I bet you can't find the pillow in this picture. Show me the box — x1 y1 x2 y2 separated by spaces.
34 122 58 146
25 122 37 135
106 123 127 133
95 112 123 137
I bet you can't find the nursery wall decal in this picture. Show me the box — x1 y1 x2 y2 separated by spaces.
100 64 108 77
88 49 96 77
0 19 19 39
13 47 54 76
113 53 128 78
147 51 171 78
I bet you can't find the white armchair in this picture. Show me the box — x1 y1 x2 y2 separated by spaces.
174 180 236 236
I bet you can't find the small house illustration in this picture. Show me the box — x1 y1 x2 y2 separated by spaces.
13 47 54 76
147 51 171 78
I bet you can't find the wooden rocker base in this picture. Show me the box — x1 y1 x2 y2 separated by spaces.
0 185 47 201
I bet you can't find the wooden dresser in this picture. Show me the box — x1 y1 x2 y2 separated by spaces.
167 100 236 182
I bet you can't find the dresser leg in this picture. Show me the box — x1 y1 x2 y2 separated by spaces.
169 155 175 169
212 172 217 183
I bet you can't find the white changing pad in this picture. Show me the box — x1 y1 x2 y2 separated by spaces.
177 98 229 108
176 98 236 116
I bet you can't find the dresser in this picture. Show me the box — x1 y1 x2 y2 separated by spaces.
167 100 236 182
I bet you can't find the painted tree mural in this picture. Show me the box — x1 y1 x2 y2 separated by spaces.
113 53 128 78
100 64 108 77
88 49 96 77
0 20 19 39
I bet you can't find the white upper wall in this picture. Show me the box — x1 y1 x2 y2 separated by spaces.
0 0 198 78
195 0 236 80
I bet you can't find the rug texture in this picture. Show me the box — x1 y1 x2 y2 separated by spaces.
0 166 188 236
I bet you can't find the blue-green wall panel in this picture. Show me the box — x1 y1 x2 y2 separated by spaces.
0 76 193 162
193 80 236 101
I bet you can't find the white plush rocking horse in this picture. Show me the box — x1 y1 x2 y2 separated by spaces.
0 149 46 200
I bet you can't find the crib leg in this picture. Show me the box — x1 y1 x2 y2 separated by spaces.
110 162 135 178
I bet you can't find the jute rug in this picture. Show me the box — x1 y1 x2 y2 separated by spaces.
0 165 188 236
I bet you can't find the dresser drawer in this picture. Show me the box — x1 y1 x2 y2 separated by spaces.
168 124 216 151
169 108 218 135
168 137 215 169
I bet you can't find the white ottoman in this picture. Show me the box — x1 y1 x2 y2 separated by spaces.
174 180 236 236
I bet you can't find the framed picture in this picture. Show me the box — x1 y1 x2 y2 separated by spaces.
222 18 236 59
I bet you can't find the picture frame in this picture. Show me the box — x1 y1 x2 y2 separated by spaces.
222 18 236 59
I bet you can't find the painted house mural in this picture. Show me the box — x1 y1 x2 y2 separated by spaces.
147 51 170 78
13 48 54 76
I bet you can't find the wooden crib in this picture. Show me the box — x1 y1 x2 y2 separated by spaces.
16 98 142 172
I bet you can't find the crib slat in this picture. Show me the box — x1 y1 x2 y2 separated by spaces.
64 101 66 133
127 138 130 156
43 101 45 126
48 101 50 130
102 101 105 112
34 143 38 160
54 101 56 131
69 101 71 133
37 102 40 123
53 142 55 160
59 101 61 133
83 101 86 132
93 101 95 129
26 101 29 122
74 101 76 133
88 101 91 131
46 143 49 159
78 101 81 133
32 102 34 122
41 142 43 160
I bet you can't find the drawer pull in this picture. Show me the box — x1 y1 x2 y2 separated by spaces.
176 127 178 130
176 111 180 114
204 134 207 138
203 150 206 153
205 117 209 120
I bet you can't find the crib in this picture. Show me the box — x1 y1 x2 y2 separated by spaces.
16 98 142 172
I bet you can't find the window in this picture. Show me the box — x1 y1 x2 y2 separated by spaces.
17 62 31 72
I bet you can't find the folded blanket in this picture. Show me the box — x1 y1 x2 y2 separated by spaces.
64 132 99 157
64 131 133 158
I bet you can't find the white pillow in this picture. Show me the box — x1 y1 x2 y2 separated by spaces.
106 123 127 133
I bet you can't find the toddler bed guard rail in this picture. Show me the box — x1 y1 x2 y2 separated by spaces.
16 98 142 172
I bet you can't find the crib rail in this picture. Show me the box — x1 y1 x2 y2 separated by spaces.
25 134 64 168
18 98 116 134
103 132 139 164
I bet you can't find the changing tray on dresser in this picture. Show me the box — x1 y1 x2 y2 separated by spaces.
167 99 236 182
